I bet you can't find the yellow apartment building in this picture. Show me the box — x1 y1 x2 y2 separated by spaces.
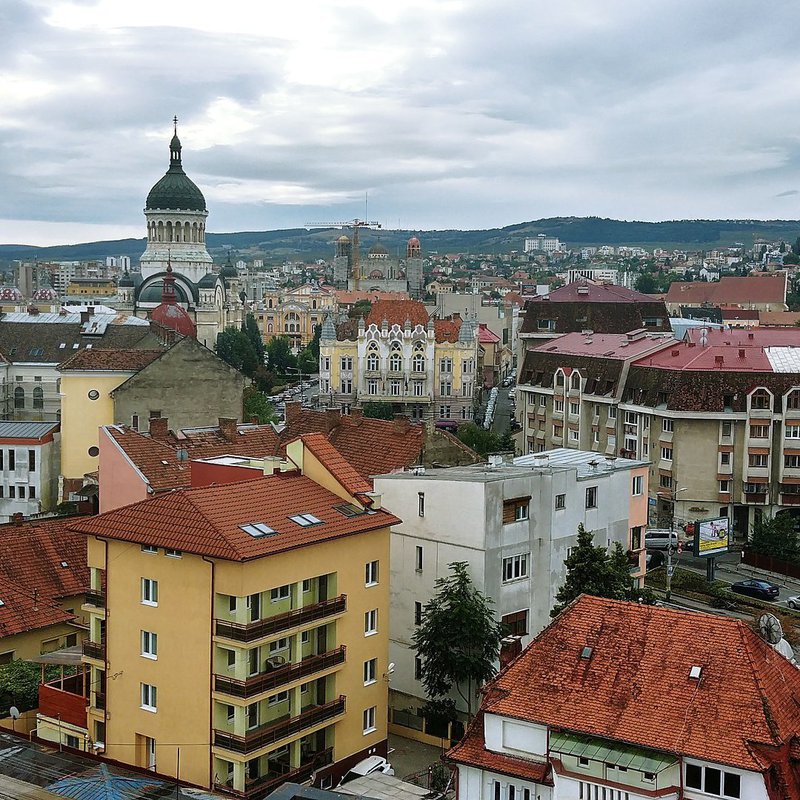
261 284 336 351
37 435 398 799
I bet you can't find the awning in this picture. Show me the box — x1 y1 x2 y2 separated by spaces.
549 731 676 773
31 644 83 666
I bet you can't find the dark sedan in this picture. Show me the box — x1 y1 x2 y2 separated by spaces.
730 579 780 601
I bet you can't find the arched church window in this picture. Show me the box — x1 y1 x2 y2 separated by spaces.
412 342 425 373
366 343 379 372
33 387 43 409
389 341 403 372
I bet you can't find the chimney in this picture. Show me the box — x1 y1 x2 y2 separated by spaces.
285 400 301 425
250 415 259 425
218 417 238 442
350 407 364 424
80 311 90 324
149 416 169 439
325 408 341 433
499 635 522 669
11 512 23 526
393 414 411 434
738 349 745 359
715 355 724 366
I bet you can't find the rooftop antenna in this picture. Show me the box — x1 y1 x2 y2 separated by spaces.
759 613 783 645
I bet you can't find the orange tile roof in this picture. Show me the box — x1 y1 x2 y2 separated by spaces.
434 316 463 343
296 433 373 495
0 576 75 639
70 473 400 562
665 274 787 306
366 299 429 328
462 595 800 773
59 349 165 372
104 426 191 492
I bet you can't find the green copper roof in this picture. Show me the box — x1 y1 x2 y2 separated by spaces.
145 132 206 212
549 731 676 773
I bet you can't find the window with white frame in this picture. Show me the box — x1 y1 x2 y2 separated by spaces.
555 493 566 510
660 446 673 461
141 578 158 606
787 425 800 439
140 682 157 711
685 763 741 799
554 399 564 412
539 395 547 407
390 379 401 396
502 554 528 582
569 429 579 442
340 356 353 371
585 486 598 508
413 381 424 396
366 345 379 372
749 453 768 468
440 357 452 373
363 658 377 685
365 560 379 586
632 475 644 496
608 406 617 419
364 609 378 635
140 630 158 659
389 343 402 372
340 378 352 394
662 418 674 432
363 706 376 734
269 637 288 654
270 585 290 602
569 402 579 416
367 379 378 395
440 381 452 396
719 479 731 493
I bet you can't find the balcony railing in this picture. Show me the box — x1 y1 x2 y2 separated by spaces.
214 646 346 699
214 747 333 800
214 697 345 754
82 640 105 660
215 595 346 643
84 590 105 608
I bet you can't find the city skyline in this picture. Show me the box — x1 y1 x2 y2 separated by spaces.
3 0 800 246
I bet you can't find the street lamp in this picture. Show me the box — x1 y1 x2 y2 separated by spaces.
657 487 687 602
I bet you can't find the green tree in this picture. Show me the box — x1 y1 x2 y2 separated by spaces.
0 660 41 713
242 313 265 365
362 401 395 420
349 299 372 319
216 326 259 377
413 561 503 718
634 273 657 294
266 336 297 376
456 422 501 456
750 514 799 562
251 365 275 395
243 386 277 424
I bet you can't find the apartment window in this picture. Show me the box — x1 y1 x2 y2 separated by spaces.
418 492 425 517
340 356 353 371
141 631 158 659
502 554 529 583
141 545 157 554
685 763 741 799
321 356 331 372
660 446 673 461
660 474 673 489
414 656 423 680
632 475 644 496
719 480 731 493
749 453 768 468
164 548 181 558
787 425 800 439
787 390 800 410
585 486 598 508
226 704 235 723
363 706 376 734
569 402 579 416
302 579 311 593
501 609 529 636
141 578 158 606
28 450 35 472
301 630 310 644
28 487 34 499
751 389 771 410
226 649 236 669
722 421 733 437
132 414 140 431
268 691 289 706
365 560 379 586
440 405 451 418
440 381 452 397
568 429 579 443
270 585 290 602
367 379 378 395
662 418 674 432
720 451 731 465
412 381 424 397
388 379 401 396
785 455 800 469
625 411 637 424
608 406 617 419
553 424 563 438
8 451 14 470
140 683 157 712
363 658 377 685
554 399 564 413
415 545 423 572
8 486 14 499
539 395 546 407
537 319 553 330
414 601 423 626
364 609 378 636
593 430 599 444
340 379 352 394
750 424 769 438
440 358 452 373
555 493 566 510
503 497 530 523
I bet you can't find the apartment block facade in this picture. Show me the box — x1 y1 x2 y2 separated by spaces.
518 327 800 534
374 449 648 721
36 437 398 799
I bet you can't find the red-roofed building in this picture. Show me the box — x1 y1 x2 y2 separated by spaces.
448 595 800 800
320 299 480 424
665 273 787 315
37 436 399 795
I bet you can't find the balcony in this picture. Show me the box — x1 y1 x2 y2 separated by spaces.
214 747 333 800
39 673 88 730
214 697 346 755
82 640 104 660
84 590 105 608
215 595 347 643
214 646 346 699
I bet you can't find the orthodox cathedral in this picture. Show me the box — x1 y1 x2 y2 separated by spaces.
116 121 242 347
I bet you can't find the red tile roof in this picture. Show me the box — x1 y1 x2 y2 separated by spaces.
535 282 658 304
59 349 165 372
478 324 500 344
366 299 429 328
665 274 787 306
0 577 75 639
296 433 373 495
104 426 191 492
466 596 800 773
70 473 400 562
433 316 463 343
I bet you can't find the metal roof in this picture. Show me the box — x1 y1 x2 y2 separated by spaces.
550 730 676 773
0 421 59 440
1 311 148 325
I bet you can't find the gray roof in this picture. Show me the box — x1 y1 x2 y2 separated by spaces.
515 447 649 475
0 421 59 440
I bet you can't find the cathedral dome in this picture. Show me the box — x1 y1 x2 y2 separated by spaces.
150 264 197 338
369 243 388 256
145 124 206 212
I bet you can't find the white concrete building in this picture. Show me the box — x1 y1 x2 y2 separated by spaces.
374 449 649 718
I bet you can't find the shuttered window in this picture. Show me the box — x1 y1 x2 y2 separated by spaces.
503 497 531 524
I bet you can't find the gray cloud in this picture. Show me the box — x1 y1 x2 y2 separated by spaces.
2 0 800 245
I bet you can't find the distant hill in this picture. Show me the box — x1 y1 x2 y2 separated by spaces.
2 217 799 264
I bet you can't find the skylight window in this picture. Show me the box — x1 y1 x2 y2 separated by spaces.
59 343 66 349
580 646 593 660
72 343 79 349
689 665 702 679
335 503 365 518
60 561 68 568
289 513 323 527
240 522 276 538
0 599 4 607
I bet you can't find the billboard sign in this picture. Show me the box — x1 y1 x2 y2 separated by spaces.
693 516 730 557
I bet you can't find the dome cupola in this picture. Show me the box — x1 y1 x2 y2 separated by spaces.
145 117 207 212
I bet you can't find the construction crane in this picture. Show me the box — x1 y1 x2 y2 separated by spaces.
305 218 382 288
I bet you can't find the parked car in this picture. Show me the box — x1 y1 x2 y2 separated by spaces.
730 579 780 601
786 595 800 609
338 756 394 786
645 551 665 570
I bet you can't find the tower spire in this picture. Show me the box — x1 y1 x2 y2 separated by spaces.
169 117 182 167
162 250 176 305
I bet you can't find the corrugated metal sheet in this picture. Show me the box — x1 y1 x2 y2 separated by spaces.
0 421 59 440
549 730 676 772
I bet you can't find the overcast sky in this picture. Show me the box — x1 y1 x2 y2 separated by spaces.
2 0 800 246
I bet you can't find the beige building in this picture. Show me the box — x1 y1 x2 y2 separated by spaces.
37 435 398 796
261 284 336 351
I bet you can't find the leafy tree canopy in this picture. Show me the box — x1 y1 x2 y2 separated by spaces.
349 299 372 319
242 313 265 364
243 386 277 424
216 326 259 378
749 514 799 562
456 422 514 457
413 561 503 718
362 401 395 420
266 336 297 376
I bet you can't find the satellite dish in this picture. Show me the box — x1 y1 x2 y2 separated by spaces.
9 706 19 720
759 613 784 645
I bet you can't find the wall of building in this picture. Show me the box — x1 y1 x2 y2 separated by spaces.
97 429 150 514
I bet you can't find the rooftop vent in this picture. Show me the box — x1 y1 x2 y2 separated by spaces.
748 332 755 340
577 285 590 295
580 646 593 660
689 665 702 680
176 448 189 462
739 349 745 359
60 561 68 568
488 454 503 470
715 355 724 365
671 349 680 357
